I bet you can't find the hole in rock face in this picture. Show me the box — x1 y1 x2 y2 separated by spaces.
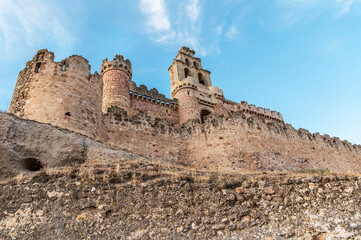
22 158 43 171
65 112 71 116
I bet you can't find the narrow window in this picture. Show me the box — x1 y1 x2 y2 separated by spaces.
193 61 197 67
62 64 66 71
187 91 190 96
35 62 41 73
184 68 191 78
185 58 190 66
198 73 205 85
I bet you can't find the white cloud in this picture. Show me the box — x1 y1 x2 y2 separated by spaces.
335 0 354 16
139 0 208 55
275 0 320 27
0 0 76 55
226 25 239 40
139 0 171 32
274 0 360 28
186 0 200 24
138 0 240 57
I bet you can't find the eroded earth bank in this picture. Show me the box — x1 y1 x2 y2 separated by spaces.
0 113 360 239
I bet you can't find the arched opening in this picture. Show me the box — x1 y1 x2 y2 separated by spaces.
22 158 43 171
184 68 191 78
193 61 198 68
198 73 205 85
185 58 190 66
200 109 212 123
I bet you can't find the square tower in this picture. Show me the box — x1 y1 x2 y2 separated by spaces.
169 47 227 124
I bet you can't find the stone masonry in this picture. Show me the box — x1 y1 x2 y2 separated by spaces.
7 47 360 172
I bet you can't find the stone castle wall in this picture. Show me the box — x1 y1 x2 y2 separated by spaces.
0 112 360 238
224 100 284 123
7 49 360 173
129 82 179 123
8 49 103 138
184 112 360 172
93 106 360 173
99 107 186 164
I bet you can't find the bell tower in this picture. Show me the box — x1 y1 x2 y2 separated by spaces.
169 47 226 124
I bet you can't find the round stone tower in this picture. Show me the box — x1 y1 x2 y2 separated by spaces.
100 55 132 114
172 82 200 124
8 49 103 138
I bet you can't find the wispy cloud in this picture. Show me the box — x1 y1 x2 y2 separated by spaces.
139 0 209 55
186 0 200 24
275 0 320 27
335 0 355 16
139 0 171 32
225 25 239 40
273 0 360 28
0 0 77 56
138 0 242 56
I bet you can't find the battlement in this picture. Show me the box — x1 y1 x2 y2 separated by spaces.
130 82 178 109
224 100 284 123
6 47 361 177
101 54 132 77
10 47 286 129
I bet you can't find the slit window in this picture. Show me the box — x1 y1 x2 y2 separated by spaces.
185 58 190 66
184 68 191 78
35 62 41 73
198 73 205 85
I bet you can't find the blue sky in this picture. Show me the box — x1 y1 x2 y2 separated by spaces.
0 0 360 144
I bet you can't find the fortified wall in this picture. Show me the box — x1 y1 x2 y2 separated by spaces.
8 47 360 172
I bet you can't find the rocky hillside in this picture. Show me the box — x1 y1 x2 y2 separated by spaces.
0 162 360 239
0 112 360 239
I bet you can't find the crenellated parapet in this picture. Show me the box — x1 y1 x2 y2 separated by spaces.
130 82 178 109
241 101 283 123
223 100 284 123
101 54 132 78
8 49 103 138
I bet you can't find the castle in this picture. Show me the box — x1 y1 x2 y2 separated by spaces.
9 47 283 136
8 47 360 172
